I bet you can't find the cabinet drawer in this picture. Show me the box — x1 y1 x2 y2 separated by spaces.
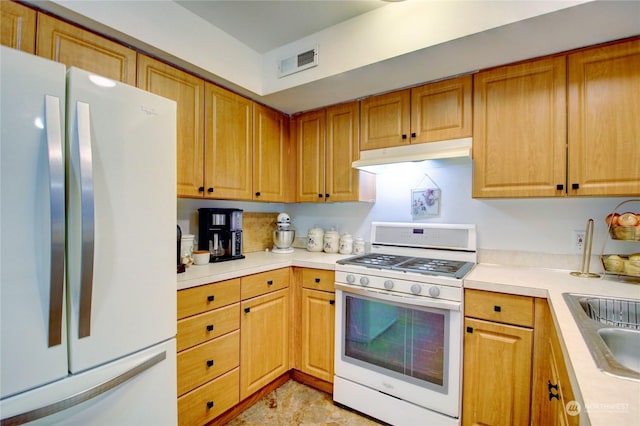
465 289 534 327
178 368 239 426
177 330 240 396
241 268 289 300
301 268 335 292
177 278 240 320
177 303 239 352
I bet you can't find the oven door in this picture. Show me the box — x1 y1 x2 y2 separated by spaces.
334 283 462 418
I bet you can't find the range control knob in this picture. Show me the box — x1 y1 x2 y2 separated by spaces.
410 284 422 295
359 276 370 286
346 274 355 284
428 286 441 298
384 280 394 290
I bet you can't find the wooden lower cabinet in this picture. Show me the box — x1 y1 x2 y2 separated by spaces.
300 288 335 383
178 368 239 426
531 299 580 425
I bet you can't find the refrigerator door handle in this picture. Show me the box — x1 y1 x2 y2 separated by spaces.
0 351 167 426
44 95 65 348
76 101 95 339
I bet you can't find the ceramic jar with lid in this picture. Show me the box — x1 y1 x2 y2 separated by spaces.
323 229 340 254
306 226 324 252
339 233 353 254
353 237 366 255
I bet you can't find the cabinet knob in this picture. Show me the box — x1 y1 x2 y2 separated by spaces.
244 307 251 313
556 184 564 190
329 300 335 305
466 326 474 333
494 305 502 312
198 186 205 192
206 324 214 332
402 134 407 140
206 360 214 368
325 193 330 199
411 132 416 138
318 193 323 198
315 278 321 283
267 280 273 285
207 187 214 193
207 295 214 302
206 401 214 409
255 191 261 197
572 183 580 190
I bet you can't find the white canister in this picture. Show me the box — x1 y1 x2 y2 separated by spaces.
323 230 340 254
353 237 365 255
306 226 325 252
339 233 353 255
181 234 195 257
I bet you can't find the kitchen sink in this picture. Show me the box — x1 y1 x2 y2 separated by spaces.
563 293 640 381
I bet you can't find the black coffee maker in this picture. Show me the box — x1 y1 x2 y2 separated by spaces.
198 208 244 263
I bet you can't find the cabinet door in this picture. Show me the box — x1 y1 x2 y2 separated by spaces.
240 288 289 399
253 104 291 202
532 300 580 426
295 109 326 202
137 54 204 198
411 75 472 144
473 56 566 198
326 101 370 202
462 317 533 426
1 1 36 53
567 38 640 196
300 289 335 382
204 83 253 200
360 89 410 150
36 13 136 85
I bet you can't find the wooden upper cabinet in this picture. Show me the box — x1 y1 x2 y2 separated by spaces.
295 109 326 202
253 103 291 202
204 83 253 200
472 56 567 198
1 1 36 53
36 13 136 85
137 54 205 198
567 38 640 196
360 89 411 150
326 101 372 202
411 75 472 144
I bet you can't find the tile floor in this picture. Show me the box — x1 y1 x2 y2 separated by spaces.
225 380 385 425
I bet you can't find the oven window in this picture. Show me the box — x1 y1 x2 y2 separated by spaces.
343 293 449 390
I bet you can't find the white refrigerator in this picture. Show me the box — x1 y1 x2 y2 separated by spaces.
0 46 177 425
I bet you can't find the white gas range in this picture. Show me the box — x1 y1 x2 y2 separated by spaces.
333 222 477 426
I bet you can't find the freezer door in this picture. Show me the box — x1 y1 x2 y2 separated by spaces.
0 47 69 398
65 67 177 373
0 339 177 425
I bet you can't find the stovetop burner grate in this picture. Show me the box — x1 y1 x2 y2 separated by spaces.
337 253 475 279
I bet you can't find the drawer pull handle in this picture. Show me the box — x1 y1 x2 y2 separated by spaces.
329 300 335 305
556 184 564 190
267 280 273 285
466 326 473 333
572 183 580 190
206 401 214 409
494 305 501 312
206 360 214 368
244 307 251 313
315 278 321 283
207 295 214 302
206 324 214 332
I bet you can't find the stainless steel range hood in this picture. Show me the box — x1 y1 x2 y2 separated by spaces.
352 137 472 173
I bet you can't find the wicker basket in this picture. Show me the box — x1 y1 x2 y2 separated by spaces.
609 226 640 241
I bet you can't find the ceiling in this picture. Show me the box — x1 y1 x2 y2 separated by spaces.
174 1 388 53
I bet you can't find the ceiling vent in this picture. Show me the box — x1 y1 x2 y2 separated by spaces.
278 46 318 78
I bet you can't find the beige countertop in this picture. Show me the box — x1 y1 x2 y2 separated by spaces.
176 250 640 425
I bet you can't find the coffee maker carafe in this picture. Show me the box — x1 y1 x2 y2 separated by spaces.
198 208 244 263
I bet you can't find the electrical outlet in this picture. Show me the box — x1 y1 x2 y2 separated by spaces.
574 230 586 253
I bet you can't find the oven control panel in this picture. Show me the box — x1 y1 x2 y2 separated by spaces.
336 271 462 303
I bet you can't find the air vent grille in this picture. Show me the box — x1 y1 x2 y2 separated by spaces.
278 45 318 78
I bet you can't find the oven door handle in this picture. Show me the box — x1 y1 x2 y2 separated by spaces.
335 283 461 311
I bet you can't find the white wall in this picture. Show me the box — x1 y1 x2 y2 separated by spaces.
178 161 635 257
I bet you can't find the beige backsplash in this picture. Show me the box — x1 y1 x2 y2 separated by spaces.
243 212 278 253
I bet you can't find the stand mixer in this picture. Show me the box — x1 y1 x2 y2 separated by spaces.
272 212 295 254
